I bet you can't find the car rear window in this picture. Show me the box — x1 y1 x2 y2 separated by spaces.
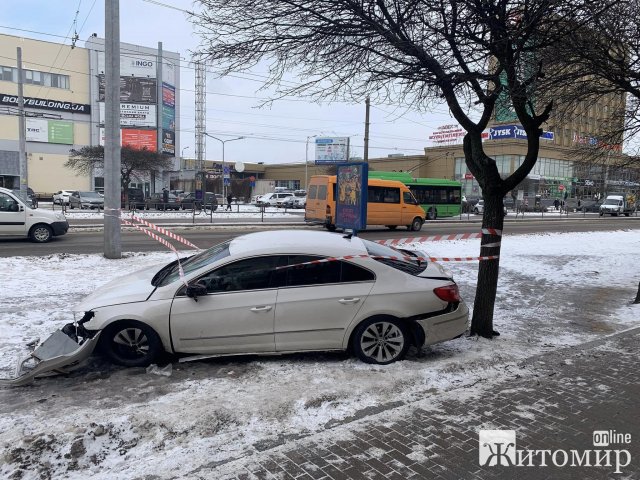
361 238 427 276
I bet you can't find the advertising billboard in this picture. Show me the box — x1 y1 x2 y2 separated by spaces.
98 52 157 78
122 129 157 150
335 163 368 232
26 119 74 144
162 129 175 155
99 102 157 127
98 75 157 103
315 137 350 164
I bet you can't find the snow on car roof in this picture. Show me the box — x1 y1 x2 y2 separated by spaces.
229 230 368 256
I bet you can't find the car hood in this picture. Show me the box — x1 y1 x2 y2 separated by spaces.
73 264 159 312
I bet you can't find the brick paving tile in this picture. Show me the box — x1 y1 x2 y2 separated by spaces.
204 329 640 480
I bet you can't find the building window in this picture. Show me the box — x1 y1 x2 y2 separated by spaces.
0 65 70 89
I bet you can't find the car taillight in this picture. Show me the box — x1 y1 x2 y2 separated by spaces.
433 284 461 302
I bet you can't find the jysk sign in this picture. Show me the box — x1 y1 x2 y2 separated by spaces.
1 93 90 114
335 163 368 233
482 125 554 141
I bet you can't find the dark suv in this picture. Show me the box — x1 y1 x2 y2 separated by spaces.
122 188 146 209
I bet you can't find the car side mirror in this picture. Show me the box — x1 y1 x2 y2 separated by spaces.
186 282 208 301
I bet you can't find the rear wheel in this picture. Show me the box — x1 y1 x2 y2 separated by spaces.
29 224 53 243
426 207 437 220
353 318 409 364
100 321 162 367
326 223 337 232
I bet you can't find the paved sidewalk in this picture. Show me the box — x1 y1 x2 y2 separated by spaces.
192 328 640 480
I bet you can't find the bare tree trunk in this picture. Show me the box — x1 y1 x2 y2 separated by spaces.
634 282 640 304
470 193 505 338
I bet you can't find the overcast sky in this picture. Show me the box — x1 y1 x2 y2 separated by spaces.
1 0 461 165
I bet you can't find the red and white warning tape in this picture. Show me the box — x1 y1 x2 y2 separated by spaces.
130 215 200 250
121 218 189 285
275 253 499 270
375 228 502 247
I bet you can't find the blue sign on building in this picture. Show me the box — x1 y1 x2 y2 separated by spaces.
335 163 368 234
484 125 554 141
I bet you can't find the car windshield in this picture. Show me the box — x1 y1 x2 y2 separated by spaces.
81 191 102 198
155 240 232 286
603 199 619 205
361 238 427 275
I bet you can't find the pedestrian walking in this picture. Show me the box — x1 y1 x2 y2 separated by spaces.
553 198 560 211
226 193 232 211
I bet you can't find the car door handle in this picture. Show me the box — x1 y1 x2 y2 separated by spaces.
250 306 273 312
338 298 361 304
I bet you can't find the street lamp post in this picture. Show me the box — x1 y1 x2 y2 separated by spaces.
305 135 317 190
203 134 245 198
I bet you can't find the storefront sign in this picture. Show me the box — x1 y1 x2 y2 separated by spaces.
0 93 90 114
429 124 466 144
26 119 74 144
482 125 554 141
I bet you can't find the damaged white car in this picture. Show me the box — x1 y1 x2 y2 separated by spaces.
1 230 469 385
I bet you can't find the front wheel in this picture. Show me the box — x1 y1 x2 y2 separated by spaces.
352 318 409 365
29 224 53 243
100 321 162 367
409 217 423 231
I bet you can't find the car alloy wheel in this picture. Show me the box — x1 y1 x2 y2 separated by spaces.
101 321 161 367
354 319 408 364
30 225 52 243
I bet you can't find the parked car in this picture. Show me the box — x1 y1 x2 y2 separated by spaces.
0 187 68 242
462 196 480 213
180 192 218 211
66 230 468 367
145 192 181 211
69 191 105 210
122 188 146 209
53 189 75 205
257 192 293 207
578 199 604 213
473 199 507 216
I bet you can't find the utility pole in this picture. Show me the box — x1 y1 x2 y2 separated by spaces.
305 135 317 190
155 41 163 193
364 96 370 163
104 0 121 259
17 47 28 200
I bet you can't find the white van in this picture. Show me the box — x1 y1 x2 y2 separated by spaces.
0 187 69 242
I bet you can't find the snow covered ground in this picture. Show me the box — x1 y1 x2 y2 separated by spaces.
0 228 639 479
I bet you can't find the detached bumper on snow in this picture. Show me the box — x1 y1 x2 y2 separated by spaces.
0 328 101 387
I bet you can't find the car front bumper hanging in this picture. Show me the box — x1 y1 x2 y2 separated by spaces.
0 328 101 387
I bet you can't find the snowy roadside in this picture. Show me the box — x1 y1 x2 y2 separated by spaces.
0 229 638 479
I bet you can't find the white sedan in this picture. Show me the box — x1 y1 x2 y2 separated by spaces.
67 230 469 367
53 189 75 205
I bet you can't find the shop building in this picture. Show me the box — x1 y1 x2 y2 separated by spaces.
0 33 180 197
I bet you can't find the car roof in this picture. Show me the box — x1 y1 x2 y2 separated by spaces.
229 230 368 257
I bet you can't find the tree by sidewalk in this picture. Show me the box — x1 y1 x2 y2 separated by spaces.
66 146 174 204
192 0 615 337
